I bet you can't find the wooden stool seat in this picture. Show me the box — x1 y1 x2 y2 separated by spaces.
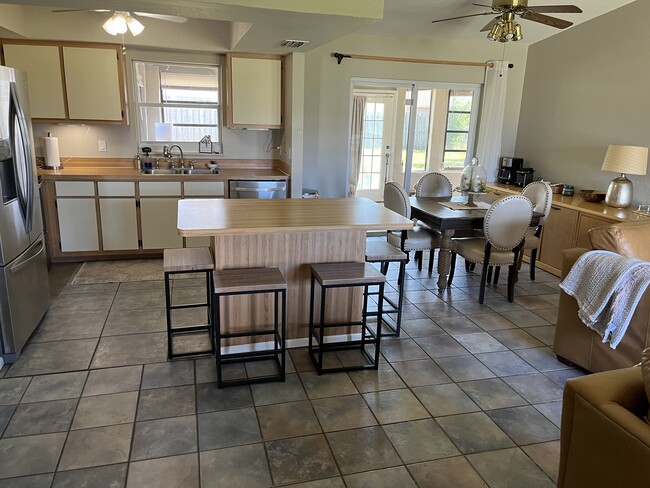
213 267 287 388
311 263 386 287
213 268 287 294
163 247 214 273
365 241 408 262
365 240 408 337
308 262 386 374
164 247 214 360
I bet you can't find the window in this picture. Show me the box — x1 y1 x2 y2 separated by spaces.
133 61 222 154
442 89 474 170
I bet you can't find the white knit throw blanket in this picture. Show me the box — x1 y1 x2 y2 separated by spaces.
559 250 650 348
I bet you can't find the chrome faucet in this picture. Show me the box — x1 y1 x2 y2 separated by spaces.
163 145 184 167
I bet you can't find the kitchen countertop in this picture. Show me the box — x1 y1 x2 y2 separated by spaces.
38 166 289 182
487 182 650 222
177 198 413 236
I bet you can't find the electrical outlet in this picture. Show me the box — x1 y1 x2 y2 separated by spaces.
98 140 107 152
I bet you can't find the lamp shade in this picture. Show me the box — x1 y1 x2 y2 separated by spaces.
601 145 648 175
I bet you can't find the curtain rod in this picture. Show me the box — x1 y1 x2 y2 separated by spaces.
332 53 514 69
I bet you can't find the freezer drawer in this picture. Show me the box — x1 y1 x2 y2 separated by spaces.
228 180 287 199
0 236 49 362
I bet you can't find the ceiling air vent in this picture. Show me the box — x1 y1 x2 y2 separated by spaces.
279 39 309 48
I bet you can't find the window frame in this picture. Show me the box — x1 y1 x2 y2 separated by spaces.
441 89 476 171
132 60 223 155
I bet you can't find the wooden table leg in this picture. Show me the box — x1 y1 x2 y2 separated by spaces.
437 229 455 289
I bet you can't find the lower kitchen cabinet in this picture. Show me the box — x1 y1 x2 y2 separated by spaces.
57 198 99 252
538 205 579 272
140 198 183 249
99 198 139 250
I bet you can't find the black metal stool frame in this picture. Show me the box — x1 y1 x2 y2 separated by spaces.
213 287 287 388
165 269 214 360
308 275 385 375
365 258 406 337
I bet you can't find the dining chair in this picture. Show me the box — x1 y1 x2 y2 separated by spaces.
521 181 553 280
448 195 533 304
415 172 453 197
384 181 441 271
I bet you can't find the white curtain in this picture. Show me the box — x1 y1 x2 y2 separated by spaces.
347 95 366 197
476 60 509 182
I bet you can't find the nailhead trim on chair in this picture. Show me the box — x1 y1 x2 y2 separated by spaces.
415 172 453 197
483 195 533 250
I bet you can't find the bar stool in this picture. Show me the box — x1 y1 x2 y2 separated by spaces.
309 262 386 374
163 247 215 360
213 267 287 388
365 240 408 337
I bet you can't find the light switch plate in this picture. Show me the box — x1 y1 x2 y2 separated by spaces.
98 140 107 152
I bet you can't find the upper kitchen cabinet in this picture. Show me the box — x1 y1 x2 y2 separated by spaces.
225 53 282 129
1 40 127 125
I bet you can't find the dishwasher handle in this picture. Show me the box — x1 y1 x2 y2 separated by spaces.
232 187 286 192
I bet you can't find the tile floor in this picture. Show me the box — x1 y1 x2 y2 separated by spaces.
0 254 586 487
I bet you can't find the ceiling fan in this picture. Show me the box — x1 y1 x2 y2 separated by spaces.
52 9 187 36
431 0 582 42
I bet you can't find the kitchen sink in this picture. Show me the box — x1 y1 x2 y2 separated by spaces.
141 167 219 176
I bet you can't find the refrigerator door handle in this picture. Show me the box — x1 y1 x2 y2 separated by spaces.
9 81 34 234
9 239 44 274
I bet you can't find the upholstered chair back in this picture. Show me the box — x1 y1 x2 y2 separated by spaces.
522 181 553 225
483 196 533 250
384 182 411 219
415 172 453 198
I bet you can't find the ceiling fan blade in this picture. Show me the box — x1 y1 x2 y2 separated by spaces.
134 12 187 23
520 11 573 29
526 5 583 14
480 17 501 32
52 9 110 13
432 11 495 24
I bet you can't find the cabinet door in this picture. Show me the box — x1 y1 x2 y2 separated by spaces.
227 54 282 128
2 44 66 119
100 199 138 250
56 199 99 252
63 46 124 121
184 181 225 197
538 205 578 271
140 198 182 249
576 214 615 249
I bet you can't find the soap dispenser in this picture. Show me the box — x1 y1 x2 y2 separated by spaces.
142 147 152 169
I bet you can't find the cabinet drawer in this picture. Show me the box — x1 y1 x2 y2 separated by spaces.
184 181 225 197
576 214 616 249
538 205 578 271
98 182 135 197
139 182 181 196
55 181 95 197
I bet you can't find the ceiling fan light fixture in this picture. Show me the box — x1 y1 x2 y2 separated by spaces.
512 23 523 41
126 14 145 36
103 11 128 35
487 22 504 41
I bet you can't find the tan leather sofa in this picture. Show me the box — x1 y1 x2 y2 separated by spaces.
553 221 650 372
558 366 650 488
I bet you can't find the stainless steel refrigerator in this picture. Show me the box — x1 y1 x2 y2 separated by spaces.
0 65 49 363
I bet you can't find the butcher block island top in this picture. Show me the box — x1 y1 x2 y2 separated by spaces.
177 198 413 236
177 198 413 342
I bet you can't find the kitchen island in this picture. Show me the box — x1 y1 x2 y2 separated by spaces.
177 198 413 341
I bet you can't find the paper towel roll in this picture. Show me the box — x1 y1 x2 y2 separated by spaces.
43 134 61 169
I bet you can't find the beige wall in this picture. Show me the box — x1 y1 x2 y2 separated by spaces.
302 34 529 197
515 1 650 204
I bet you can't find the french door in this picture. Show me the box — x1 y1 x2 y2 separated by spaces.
354 95 395 201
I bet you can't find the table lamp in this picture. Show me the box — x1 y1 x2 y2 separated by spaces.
601 145 648 208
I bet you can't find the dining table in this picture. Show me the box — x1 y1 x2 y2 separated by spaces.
410 196 489 289
410 195 541 290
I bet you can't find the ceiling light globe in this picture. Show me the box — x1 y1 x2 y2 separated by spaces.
487 23 504 42
126 15 145 36
103 12 128 35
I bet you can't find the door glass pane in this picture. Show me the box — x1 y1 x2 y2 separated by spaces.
358 99 387 191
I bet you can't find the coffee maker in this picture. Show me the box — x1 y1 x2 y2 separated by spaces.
498 157 524 184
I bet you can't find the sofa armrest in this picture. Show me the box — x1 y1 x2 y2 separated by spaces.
560 248 591 279
559 368 650 488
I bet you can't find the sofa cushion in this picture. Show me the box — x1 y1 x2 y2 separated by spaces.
588 221 650 262
643 348 650 423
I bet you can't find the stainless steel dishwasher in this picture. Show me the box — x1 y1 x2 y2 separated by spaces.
228 180 287 199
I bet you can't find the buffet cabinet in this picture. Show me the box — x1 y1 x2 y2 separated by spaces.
42 180 225 262
486 184 647 276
